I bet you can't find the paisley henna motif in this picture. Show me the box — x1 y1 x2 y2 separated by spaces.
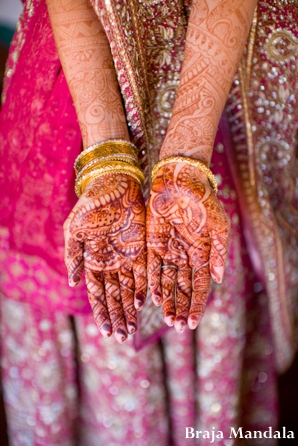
146 163 230 332
64 174 146 343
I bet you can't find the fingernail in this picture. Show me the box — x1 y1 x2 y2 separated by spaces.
164 313 175 327
69 282 79 288
136 296 145 311
136 293 145 307
212 272 223 284
180 322 186 332
188 315 201 330
189 321 198 330
153 291 162 306
128 323 137 334
164 317 174 327
116 328 127 344
102 324 112 337
69 270 82 286
175 320 186 333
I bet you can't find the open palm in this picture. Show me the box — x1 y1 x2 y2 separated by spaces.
64 174 146 343
146 162 230 332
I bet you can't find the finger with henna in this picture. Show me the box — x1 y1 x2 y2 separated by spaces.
85 269 113 337
147 250 163 306
161 266 176 327
209 230 230 284
63 213 84 287
203 193 231 284
187 265 210 330
119 267 137 335
175 265 192 333
133 254 147 311
105 272 128 343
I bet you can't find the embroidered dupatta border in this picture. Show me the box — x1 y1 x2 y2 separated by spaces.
226 5 294 372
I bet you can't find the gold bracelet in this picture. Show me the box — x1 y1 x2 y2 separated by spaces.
151 156 218 194
74 140 138 174
76 159 138 184
77 154 139 177
81 170 144 195
77 165 145 197
75 163 145 197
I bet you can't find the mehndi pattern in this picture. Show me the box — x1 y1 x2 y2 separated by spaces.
64 174 146 343
147 163 230 332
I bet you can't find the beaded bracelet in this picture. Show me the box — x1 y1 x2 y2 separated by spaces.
151 156 218 194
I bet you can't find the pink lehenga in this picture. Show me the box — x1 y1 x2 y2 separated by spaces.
0 0 297 445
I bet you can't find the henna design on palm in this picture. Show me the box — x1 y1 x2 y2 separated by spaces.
64 174 146 343
146 163 230 333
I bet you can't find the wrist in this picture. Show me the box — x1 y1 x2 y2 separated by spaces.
74 139 144 196
159 140 213 167
82 126 130 150
151 156 217 194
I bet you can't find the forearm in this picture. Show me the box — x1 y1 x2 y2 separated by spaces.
46 0 129 148
159 0 258 166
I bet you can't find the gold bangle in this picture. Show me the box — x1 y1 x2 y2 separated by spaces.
82 170 143 195
76 159 138 184
151 156 218 194
74 140 138 174
78 166 145 197
75 163 145 197
77 155 139 177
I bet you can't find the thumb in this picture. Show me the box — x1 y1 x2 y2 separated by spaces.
209 231 230 284
64 214 84 287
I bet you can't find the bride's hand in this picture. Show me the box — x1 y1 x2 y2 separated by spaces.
146 162 230 333
64 174 146 343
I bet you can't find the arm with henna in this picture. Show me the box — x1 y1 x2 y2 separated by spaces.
46 0 146 343
147 0 258 333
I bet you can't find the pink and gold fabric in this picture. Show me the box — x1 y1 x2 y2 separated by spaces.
0 0 297 444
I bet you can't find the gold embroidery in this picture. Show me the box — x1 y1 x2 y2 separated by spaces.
266 29 298 62
227 1 298 370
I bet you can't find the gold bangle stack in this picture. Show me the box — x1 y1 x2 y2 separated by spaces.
74 140 144 197
77 154 139 178
151 155 218 194
74 140 138 174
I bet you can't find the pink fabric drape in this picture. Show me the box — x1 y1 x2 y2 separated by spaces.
0 0 81 276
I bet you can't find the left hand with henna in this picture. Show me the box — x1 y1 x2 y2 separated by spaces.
146 162 230 333
47 0 147 343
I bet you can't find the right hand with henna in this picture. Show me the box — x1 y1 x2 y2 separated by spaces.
63 173 147 344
